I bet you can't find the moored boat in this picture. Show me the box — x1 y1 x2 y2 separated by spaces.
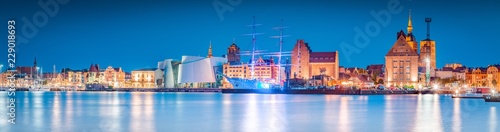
483 94 500 102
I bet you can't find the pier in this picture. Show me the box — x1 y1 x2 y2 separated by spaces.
79 88 222 93
451 94 484 99
220 89 463 95
4 88 489 96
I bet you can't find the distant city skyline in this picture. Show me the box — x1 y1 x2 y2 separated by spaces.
1 0 500 72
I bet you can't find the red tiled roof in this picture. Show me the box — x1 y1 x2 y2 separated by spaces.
89 64 99 72
386 35 419 56
397 30 406 39
346 67 356 73
366 64 384 74
358 75 370 82
338 73 351 80
442 67 454 71
366 64 384 70
16 66 35 74
309 52 336 63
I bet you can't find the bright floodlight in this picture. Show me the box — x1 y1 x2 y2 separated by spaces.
433 84 439 90
455 90 459 94
258 83 270 89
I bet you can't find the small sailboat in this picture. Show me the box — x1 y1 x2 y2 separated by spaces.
29 78 51 92
29 67 51 92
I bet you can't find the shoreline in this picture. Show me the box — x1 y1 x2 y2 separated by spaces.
0 88 464 95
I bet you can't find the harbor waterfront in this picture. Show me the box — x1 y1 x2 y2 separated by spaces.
0 92 499 132
0 88 466 95
2 0 500 131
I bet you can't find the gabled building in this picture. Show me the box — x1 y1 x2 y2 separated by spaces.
87 64 105 84
385 31 420 87
385 10 438 88
125 72 132 87
486 65 500 90
366 64 385 84
104 66 126 88
466 67 488 87
87 64 99 84
61 68 88 88
290 40 339 82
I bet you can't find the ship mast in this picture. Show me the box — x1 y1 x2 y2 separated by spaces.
243 16 263 80
271 19 290 89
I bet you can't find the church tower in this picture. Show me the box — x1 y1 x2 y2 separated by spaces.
406 10 418 53
407 10 413 33
419 18 437 70
227 39 241 63
207 41 213 58
34 57 37 68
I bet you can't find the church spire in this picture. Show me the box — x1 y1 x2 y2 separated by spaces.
207 41 213 58
407 9 413 33
34 57 37 68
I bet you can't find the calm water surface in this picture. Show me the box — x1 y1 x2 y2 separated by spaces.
0 92 498 132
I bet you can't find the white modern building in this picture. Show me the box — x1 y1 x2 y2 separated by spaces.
158 56 227 88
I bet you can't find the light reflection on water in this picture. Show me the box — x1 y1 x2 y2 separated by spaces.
32 92 44 131
413 94 445 132
490 107 497 132
242 94 259 132
384 96 393 132
338 96 351 132
0 92 499 132
453 96 461 132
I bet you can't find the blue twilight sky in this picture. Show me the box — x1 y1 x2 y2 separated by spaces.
1 0 499 72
